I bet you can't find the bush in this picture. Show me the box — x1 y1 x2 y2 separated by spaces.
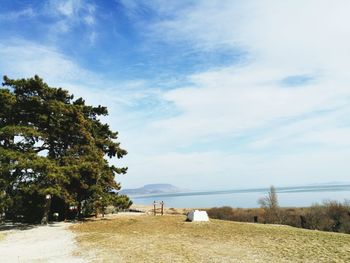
207 206 234 221
207 200 350 235
301 201 350 233
207 207 265 223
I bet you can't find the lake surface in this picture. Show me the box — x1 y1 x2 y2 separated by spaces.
130 184 350 208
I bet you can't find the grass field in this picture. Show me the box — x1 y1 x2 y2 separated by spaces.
71 214 350 263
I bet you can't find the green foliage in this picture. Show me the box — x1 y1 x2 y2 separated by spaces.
112 194 133 211
0 75 128 223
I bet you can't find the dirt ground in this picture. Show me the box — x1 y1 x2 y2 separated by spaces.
0 222 85 262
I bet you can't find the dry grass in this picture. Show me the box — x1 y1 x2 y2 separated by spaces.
0 233 5 241
129 204 192 215
71 214 350 263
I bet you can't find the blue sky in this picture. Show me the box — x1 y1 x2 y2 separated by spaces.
1 0 350 190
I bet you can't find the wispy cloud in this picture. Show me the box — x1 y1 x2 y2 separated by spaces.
44 0 98 41
281 75 315 87
46 0 83 18
137 0 350 146
0 38 162 109
0 37 165 133
0 8 35 21
0 39 93 84
113 0 350 187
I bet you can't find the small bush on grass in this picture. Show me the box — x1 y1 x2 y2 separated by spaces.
208 200 350 234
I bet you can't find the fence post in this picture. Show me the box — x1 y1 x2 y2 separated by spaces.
153 201 165 216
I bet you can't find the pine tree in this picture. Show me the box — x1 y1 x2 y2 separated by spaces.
0 75 131 223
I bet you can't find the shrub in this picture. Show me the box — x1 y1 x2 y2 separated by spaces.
207 199 350 235
207 206 234 221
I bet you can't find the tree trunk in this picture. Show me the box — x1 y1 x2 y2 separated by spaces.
41 196 51 224
77 201 82 219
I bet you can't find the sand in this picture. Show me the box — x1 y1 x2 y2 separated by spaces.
0 222 85 263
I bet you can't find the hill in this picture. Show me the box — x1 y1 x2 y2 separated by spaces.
120 184 183 195
71 214 350 262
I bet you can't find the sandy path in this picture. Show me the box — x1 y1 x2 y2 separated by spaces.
0 222 86 263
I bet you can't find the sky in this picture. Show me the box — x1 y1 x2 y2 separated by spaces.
1 0 350 190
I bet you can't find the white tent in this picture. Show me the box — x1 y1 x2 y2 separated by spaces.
187 210 209 222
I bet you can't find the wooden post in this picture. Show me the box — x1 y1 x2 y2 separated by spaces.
153 201 165 215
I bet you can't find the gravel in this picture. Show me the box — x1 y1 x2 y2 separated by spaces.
0 222 86 263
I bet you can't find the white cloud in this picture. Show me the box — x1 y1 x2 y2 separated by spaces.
57 0 76 16
115 1 350 188
45 0 97 36
149 64 349 148
140 0 350 148
84 15 95 26
0 40 94 85
47 0 81 17
0 39 164 120
150 0 350 68
0 8 35 21
148 0 350 80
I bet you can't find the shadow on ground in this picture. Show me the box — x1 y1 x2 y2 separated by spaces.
0 221 70 232
0 222 36 231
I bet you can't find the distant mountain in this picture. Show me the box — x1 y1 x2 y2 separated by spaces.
120 184 183 195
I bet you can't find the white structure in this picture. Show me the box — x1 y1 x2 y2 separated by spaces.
187 210 209 222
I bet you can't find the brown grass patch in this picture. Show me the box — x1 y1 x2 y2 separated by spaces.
71 214 350 262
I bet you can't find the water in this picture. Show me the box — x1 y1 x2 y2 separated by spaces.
130 184 350 208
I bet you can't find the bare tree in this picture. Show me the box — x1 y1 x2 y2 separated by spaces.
258 186 280 224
